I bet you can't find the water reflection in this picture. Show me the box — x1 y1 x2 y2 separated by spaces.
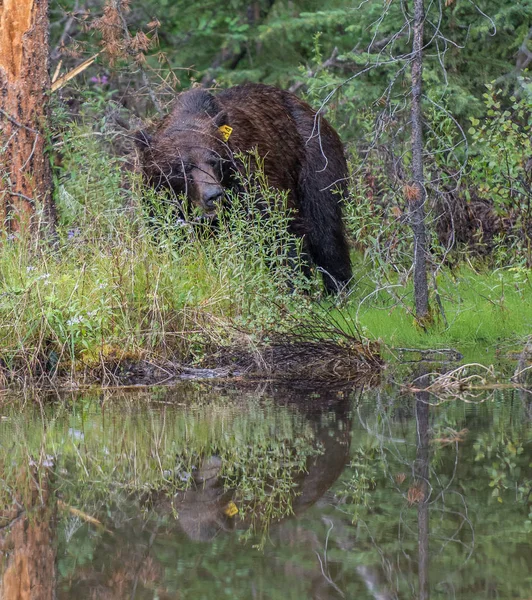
0 467 56 600
0 383 530 599
146 388 352 543
415 379 430 600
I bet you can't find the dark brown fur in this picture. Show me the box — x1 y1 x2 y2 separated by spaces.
136 83 352 293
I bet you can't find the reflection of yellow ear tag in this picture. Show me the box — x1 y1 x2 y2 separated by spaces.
218 125 233 142
224 501 238 517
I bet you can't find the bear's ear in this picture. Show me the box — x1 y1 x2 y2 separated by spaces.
214 111 229 128
133 129 153 149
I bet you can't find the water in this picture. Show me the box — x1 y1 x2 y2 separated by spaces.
0 382 530 599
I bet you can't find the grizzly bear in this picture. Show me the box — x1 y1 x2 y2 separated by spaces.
135 83 352 294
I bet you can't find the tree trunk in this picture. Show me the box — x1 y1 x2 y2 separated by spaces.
409 0 429 320
0 0 56 236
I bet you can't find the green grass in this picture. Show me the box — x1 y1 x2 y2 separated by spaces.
346 265 532 357
0 219 311 378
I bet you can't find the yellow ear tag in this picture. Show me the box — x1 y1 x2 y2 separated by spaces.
224 501 239 517
218 125 233 142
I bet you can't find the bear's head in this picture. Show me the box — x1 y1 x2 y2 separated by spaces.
135 89 232 216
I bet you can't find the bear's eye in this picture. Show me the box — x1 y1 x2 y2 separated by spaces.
170 167 184 179
206 157 220 168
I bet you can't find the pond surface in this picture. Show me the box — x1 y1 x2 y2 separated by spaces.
0 382 531 599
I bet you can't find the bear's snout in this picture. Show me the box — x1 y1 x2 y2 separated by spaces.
202 187 224 212
190 165 223 213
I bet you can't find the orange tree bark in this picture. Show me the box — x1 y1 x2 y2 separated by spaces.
0 0 56 235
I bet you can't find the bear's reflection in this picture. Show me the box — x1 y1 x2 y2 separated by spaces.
151 389 353 542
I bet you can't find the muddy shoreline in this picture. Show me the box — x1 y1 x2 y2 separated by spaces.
0 337 383 390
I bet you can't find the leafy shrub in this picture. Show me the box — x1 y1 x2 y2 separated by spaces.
468 87 532 265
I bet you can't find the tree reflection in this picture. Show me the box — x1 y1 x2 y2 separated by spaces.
0 467 56 600
415 377 430 600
